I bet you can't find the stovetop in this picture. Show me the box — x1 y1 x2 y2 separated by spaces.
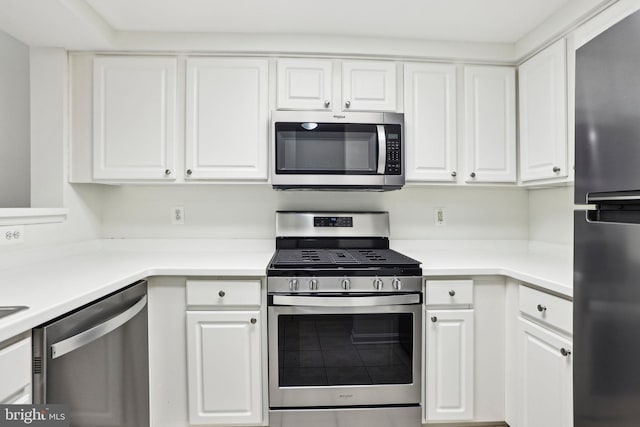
267 248 422 278
269 212 422 278
271 248 419 268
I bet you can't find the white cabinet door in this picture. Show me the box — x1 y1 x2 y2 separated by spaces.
518 317 573 427
186 310 262 426
277 59 333 110
426 309 474 421
93 57 177 180
404 63 457 181
464 66 517 183
0 337 31 404
185 58 269 180
519 39 568 182
342 60 397 111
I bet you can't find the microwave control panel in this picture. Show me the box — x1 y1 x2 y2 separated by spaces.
385 125 402 175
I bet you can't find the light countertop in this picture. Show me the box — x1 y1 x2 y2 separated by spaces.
0 239 572 343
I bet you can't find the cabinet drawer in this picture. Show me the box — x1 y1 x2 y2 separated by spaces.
519 285 572 334
425 280 473 306
0 337 31 404
186 280 261 307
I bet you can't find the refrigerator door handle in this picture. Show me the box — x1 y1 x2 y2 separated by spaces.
50 295 147 359
588 192 640 203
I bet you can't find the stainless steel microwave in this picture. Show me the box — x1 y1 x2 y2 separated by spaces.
271 111 404 191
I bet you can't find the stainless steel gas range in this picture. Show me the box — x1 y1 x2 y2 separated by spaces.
267 211 423 427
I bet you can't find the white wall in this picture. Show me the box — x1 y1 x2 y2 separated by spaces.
0 49 103 253
100 185 529 240
528 186 574 245
0 30 30 208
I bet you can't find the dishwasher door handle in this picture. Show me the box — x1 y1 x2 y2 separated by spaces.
50 295 147 360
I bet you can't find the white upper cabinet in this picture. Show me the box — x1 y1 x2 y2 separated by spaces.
342 60 397 111
464 66 517 183
185 58 269 180
276 58 397 112
93 56 177 180
519 39 568 182
277 59 333 110
404 63 457 182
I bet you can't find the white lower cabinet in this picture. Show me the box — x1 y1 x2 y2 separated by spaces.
425 309 475 421
186 310 262 425
517 317 573 427
184 279 264 426
506 282 574 427
0 336 32 404
424 279 476 422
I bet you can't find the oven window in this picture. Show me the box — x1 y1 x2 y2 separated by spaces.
278 313 413 386
275 123 378 174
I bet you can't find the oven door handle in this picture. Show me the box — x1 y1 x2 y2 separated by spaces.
271 293 420 307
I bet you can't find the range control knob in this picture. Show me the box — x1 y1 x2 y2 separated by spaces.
373 278 384 290
309 279 318 291
289 279 299 291
392 278 402 290
341 278 351 290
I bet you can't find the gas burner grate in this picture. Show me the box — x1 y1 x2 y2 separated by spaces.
357 250 389 262
300 250 321 262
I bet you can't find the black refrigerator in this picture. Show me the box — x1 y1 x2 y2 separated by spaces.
574 8 640 427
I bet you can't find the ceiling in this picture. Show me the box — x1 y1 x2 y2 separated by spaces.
0 0 613 56
83 0 571 43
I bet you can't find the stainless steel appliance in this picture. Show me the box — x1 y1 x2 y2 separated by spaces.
271 111 404 191
267 212 422 427
574 9 640 427
33 280 149 427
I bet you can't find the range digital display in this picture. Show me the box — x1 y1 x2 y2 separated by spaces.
313 216 353 227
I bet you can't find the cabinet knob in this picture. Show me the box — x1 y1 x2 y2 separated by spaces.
451 171 457 177
218 290 225 297
560 348 571 357
470 172 476 178
186 169 193 176
164 169 171 176
537 304 547 313
345 100 351 108
431 316 438 323
324 100 331 108
250 318 257 324
449 290 456 297
553 166 561 173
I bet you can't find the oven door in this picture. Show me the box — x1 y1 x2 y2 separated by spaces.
268 293 421 408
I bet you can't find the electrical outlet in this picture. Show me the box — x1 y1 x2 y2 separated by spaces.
0 225 25 245
434 207 446 226
171 207 185 225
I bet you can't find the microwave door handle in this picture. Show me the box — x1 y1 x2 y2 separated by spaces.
271 294 420 307
377 125 386 174
49 295 147 360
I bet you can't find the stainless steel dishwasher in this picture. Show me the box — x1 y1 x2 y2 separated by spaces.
32 280 149 427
